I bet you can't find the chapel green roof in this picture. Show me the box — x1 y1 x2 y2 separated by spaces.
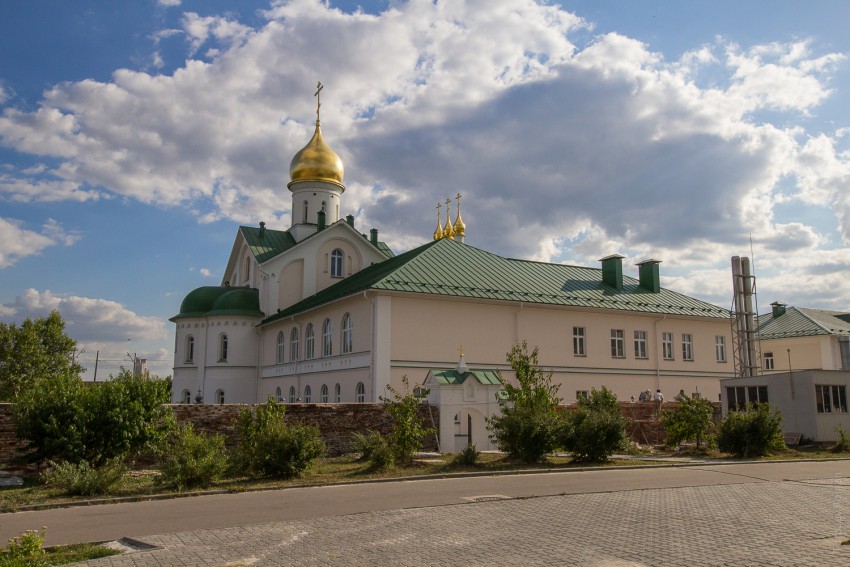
239 223 395 264
429 369 503 385
757 306 850 339
171 286 264 320
261 238 730 325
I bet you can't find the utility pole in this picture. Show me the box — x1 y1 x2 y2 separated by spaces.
93 350 99 382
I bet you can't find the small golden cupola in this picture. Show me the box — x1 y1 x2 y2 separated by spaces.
452 192 465 238
433 202 444 241
289 82 345 187
443 198 455 239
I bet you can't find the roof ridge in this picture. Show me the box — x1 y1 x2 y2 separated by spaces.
793 306 839 334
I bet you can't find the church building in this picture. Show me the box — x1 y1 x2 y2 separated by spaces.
171 86 734 451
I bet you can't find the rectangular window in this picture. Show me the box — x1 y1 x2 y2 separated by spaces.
576 390 589 401
727 385 768 411
764 352 774 370
682 333 693 361
572 327 586 356
815 385 848 413
610 329 625 358
634 330 648 359
715 336 727 363
662 332 674 360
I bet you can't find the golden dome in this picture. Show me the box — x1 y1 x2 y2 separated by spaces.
453 193 466 236
289 120 345 186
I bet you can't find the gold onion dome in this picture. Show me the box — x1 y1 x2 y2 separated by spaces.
289 120 345 186
453 196 465 236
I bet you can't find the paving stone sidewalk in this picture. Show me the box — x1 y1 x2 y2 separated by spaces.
79 479 850 566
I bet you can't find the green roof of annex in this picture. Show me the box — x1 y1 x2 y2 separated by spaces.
261 238 730 325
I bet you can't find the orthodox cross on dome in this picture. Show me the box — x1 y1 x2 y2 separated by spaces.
443 198 454 238
314 81 323 122
434 201 444 240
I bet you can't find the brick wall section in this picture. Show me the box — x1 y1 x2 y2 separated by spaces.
1 400 721 466
167 403 441 456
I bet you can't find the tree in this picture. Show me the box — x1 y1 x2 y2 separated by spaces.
487 341 561 463
660 396 715 450
12 369 173 466
560 386 628 463
0 310 82 401
381 375 435 465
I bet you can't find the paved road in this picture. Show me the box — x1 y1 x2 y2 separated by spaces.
3 460 850 565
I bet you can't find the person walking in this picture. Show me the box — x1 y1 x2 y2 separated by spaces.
653 389 664 402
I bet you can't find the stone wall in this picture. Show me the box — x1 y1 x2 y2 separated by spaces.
0 404 28 466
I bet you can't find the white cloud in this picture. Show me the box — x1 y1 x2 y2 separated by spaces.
0 218 79 268
199 268 212 277
0 289 167 344
157 0 181 6
0 0 848 308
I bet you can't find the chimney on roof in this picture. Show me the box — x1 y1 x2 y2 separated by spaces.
600 254 624 291
346 214 355 228
637 259 662 293
370 228 378 246
771 301 786 318
317 210 326 231
258 221 266 239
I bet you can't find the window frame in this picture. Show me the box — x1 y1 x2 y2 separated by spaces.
330 249 344 278
321 384 329 403
764 352 775 370
304 385 312 403
305 324 315 359
215 389 225 404
815 384 848 413
290 328 299 362
276 331 285 364
181 389 191 404
610 329 625 358
289 386 297 403
275 386 282 402
662 332 674 360
726 385 768 412
681 333 693 361
355 382 365 403
633 330 648 359
218 333 228 362
572 326 586 357
322 318 333 357
334 383 341 403
342 313 353 354
715 335 727 363
185 335 195 364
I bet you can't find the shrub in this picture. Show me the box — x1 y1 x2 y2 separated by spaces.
41 458 127 496
717 403 784 458
1 528 47 567
365 434 395 471
487 342 561 463
560 386 628 463
252 420 326 479
453 443 480 466
232 397 325 479
156 423 228 491
830 426 850 453
660 396 715 450
352 431 386 462
381 376 435 464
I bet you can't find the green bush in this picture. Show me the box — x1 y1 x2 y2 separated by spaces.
381 376 435 464
232 397 325 479
487 342 561 463
252 420 326 479
41 458 127 496
453 443 480 466
830 426 850 453
560 386 628 463
156 423 228 491
717 403 784 458
0 528 47 567
365 435 395 471
352 430 386 462
660 396 715 450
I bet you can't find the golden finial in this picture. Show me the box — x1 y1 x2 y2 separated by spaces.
314 81 323 124
433 202 444 240
443 198 455 239
458 344 464 358
453 192 466 237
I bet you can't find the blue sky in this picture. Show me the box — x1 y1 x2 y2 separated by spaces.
1 0 849 380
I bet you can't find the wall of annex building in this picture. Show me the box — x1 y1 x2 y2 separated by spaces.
171 316 261 404
277 259 305 312
258 367 373 404
387 295 734 401
315 237 363 290
760 335 840 373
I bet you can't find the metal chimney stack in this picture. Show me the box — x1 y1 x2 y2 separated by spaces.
731 256 759 377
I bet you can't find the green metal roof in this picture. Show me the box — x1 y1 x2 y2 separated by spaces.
430 369 503 385
239 223 395 264
262 238 730 325
758 306 850 339
171 286 264 321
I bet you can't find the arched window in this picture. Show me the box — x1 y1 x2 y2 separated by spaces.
341 313 353 354
322 318 332 357
185 335 195 363
215 389 225 404
275 386 282 402
355 382 365 403
243 255 250 283
304 385 312 403
321 384 328 403
181 389 191 404
219 334 228 362
334 383 341 403
330 249 344 278
289 386 297 403
276 331 285 364
305 324 315 359
290 328 299 362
